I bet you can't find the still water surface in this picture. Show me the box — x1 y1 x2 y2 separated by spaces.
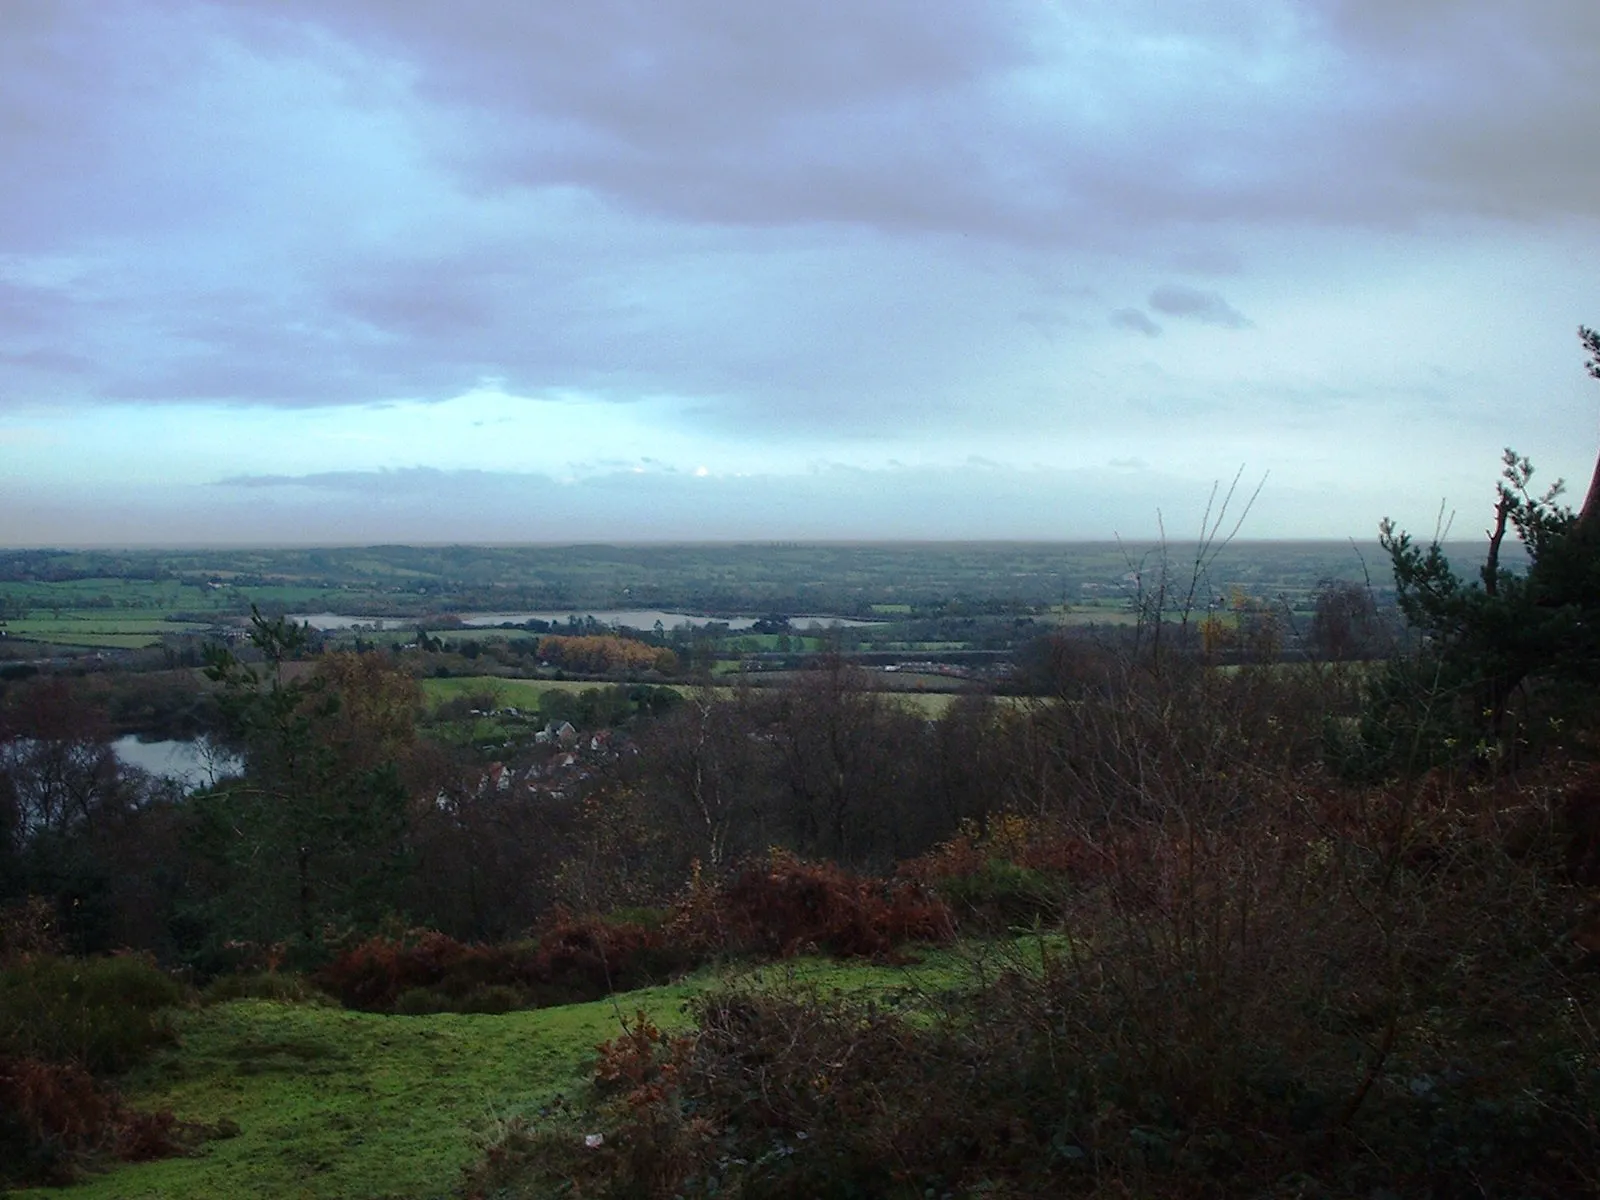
111 736 241 791
291 610 879 631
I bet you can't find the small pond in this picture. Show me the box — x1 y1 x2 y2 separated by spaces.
111 736 242 792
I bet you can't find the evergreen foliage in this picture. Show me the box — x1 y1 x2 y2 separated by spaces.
1359 328 1600 773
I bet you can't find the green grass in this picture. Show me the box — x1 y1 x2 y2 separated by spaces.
13 988 698 1200
234 586 350 605
13 951 977 1200
723 944 977 1001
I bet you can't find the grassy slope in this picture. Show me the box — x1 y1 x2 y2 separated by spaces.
13 988 695 1200
16 955 971 1200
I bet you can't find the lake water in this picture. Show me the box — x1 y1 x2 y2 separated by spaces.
291 610 880 632
112 736 242 791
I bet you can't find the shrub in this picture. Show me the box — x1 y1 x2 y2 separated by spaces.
460 984 521 1014
316 918 693 1013
525 916 682 1008
0 954 181 1075
0 1053 216 1186
392 986 452 1016
199 970 329 1006
925 858 1061 929
901 813 1098 929
0 953 189 1184
671 850 954 960
315 931 510 1012
318 857 950 1016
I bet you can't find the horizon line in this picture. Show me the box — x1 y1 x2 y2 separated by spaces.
4 535 1413 553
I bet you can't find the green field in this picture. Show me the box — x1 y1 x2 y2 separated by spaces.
883 690 958 716
420 675 565 711
418 675 966 719
3 616 217 649
1052 607 1141 627
418 675 715 710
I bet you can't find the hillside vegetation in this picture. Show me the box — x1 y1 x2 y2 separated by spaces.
4 335 1600 1196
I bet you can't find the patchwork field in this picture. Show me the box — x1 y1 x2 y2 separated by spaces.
2 617 216 650
418 674 968 718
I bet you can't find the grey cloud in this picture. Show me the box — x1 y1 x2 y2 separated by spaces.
7 1 1598 277
0 279 65 334
19 214 1078 433
1311 0 1600 220
216 468 478 496
0 348 93 373
1111 308 1162 337
1 0 1595 438
0 276 97 390
1148 286 1252 329
204 0 1600 236
201 460 1231 541
336 273 495 340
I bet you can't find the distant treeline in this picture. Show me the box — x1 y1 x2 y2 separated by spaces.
0 540 1428 619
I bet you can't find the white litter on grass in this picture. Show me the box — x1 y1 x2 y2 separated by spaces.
584 1133 605 1149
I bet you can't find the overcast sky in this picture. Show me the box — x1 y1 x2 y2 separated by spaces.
1 0 1597 546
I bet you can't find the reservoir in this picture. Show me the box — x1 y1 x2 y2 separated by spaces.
291 610 880 632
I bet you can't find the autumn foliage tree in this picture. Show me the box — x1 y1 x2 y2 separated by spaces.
535 634 676 675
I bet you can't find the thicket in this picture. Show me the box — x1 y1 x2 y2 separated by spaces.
0 902 195 1186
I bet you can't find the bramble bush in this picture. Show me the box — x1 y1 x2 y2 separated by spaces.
670 850 954 961
315 916 694 1013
